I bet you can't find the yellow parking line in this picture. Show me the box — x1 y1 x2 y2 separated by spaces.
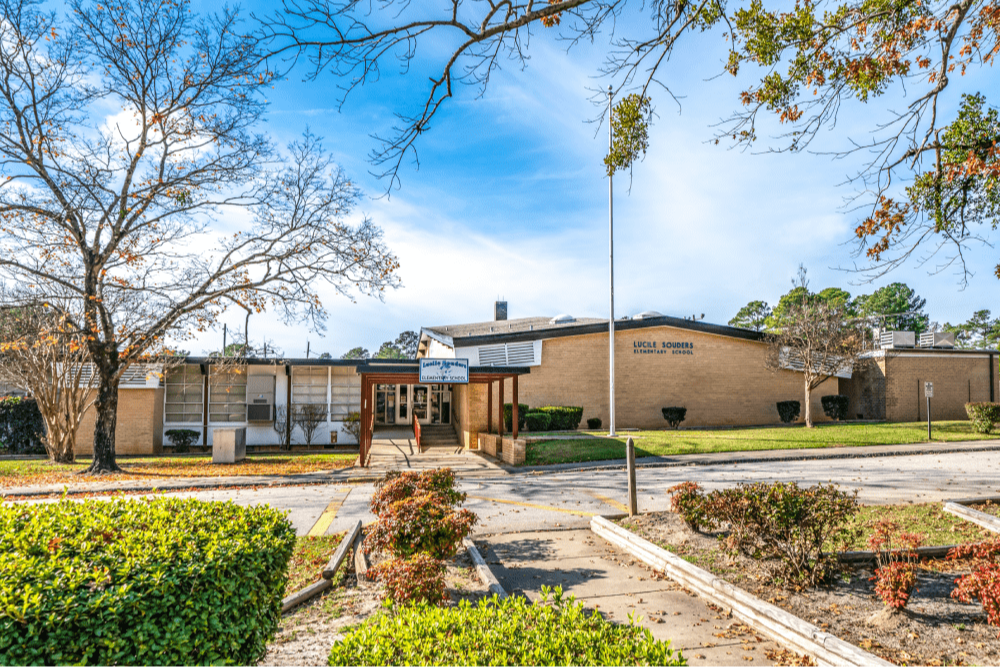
466 494 597 517
586 491 630 514
307 492 349 537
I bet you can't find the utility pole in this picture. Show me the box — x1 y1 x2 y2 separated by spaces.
222 323 227 355
608 85 617 438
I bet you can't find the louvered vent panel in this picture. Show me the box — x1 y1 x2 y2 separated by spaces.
478 344 507 366
506 342 534 365
120 365 150 386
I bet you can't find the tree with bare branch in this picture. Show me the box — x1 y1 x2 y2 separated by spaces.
261 0 1000 281
294 403 326 446
765 297 867 427
0 300 97 463
0 0 400 474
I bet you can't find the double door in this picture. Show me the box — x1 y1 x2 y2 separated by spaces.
374 384 450 425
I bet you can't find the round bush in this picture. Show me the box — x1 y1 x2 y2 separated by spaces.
586 417 602 429
661 407 686 429
776 400 800 424
0 498 296 665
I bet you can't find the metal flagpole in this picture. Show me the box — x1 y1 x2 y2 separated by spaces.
608 85 616 437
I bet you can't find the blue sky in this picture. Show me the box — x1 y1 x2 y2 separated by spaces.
190 2 998 358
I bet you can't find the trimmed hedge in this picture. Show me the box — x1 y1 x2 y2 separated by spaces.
821 395 849 421
328 587 683 666
0 498 296 665
164 428 199 453
502 403 529 432
586 417 602 430
0 396 44 454
661 407 686 429
776 400 800 424
526 411 552 432
966 402 1000 434
532 406 584 431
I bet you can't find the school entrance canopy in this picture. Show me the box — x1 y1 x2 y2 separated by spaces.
355 360 531 466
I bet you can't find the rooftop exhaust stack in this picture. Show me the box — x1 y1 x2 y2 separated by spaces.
495 300 508 321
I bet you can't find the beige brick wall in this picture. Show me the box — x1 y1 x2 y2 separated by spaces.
452 383 489 449
884 352 995 422
76 388 164 456
493 326 837 428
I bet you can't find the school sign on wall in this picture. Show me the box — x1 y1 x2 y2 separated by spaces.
419 358 469 383
633 341 695 356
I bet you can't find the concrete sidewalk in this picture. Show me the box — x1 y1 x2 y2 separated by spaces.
479 529 790 665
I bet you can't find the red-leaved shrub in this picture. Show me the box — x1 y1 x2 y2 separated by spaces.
370 554 448 605
949 541 1000 634
867 519 924 609
367 468 478 560
667 481 713 532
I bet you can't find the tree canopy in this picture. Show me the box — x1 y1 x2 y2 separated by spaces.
0 0 400 472
261 0 1000 283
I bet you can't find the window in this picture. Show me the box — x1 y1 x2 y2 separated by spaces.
292 367 328 411
209 367 247 423
164 365 203 424
331 367 361 419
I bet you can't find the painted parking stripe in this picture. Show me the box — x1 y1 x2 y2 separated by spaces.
466 494 597 517
585 490 631 514
307 490 351 537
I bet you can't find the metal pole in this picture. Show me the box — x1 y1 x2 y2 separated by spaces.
927 396 931 439
626 436 637 516
608 85 616 438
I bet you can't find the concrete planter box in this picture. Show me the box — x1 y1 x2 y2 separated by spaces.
212 427 246 464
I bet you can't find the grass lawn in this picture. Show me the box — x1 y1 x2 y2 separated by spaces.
827 503 995 551
0 453 356 487
524 421 995 465
286 533 346 594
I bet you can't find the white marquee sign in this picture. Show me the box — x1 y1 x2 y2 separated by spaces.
419 358 469 384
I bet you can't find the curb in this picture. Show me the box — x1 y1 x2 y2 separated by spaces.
590 516 892 667
463 537 506 598
944 501 1000 534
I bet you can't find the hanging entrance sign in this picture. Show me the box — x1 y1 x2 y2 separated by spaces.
419 358 469 384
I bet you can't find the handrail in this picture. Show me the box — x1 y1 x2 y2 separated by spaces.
413 413 422 452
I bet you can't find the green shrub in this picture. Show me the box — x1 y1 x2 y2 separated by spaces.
776 400 800 424
526 411 552 432
164 428 200 453
661 407 686 429
700 482 860 587
586 417 602 429
0 497 296 665
370 554 448 605
533 406 584 430
368 469 478 560
0 396 44 455
327 586 684 666
667 481 712 532
966 402 1000 434
502 403 529 432
820 395 849 421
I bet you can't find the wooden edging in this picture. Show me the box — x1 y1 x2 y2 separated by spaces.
590 516 892 667
281 523 360 613
837 543 962 563
944 501 1000 534
463 537 506 598
324 521 362 579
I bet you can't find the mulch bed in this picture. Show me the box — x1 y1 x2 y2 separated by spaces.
620 511 1000 666
261 549 490 666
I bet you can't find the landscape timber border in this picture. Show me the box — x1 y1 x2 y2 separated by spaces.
463 537 506 598
943 496 1000 533
281 524 359 613
590 516 892 667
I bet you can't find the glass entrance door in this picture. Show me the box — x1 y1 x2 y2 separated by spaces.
374 384 396 425
411 385 428 423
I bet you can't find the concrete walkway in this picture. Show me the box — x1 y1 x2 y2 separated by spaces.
366 427 503 476
479 529 788 665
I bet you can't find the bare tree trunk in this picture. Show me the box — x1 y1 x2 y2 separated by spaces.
86 370 122 473
804 378 814 428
